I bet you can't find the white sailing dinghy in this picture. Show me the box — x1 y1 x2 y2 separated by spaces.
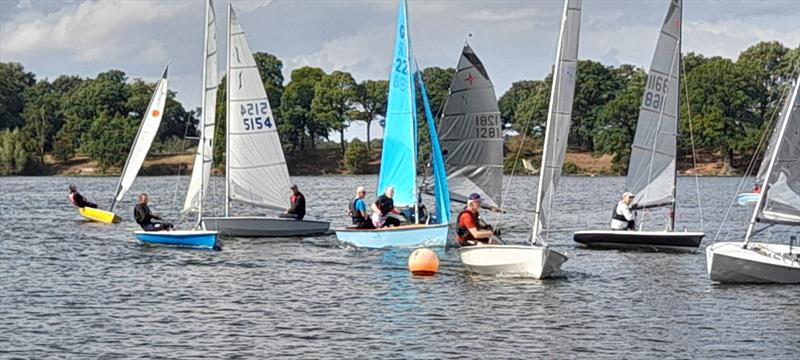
706 73 800 284
434 43 504 211
459 0 581 278
573 0 704 252
200 5 329 237
335 0 452 249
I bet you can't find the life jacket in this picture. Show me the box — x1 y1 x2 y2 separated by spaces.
611 202 635 228
348 198 366 223
456 209 479 243
69 192 79 207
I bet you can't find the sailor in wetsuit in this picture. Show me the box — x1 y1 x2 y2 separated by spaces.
68 183 97 208
348 186 374 229
371 186 404 228
610 191 636 230
280 184 306 220
134 193 173 231
456 193 495 246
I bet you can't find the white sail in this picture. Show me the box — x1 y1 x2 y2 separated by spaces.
226 6 290 211
111 64 169 210
625 0 681 209
532 0 581 240
183 0 219 214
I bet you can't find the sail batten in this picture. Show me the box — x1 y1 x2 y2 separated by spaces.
532 0 582 240
625 0 682 210
225 6 291 211
437 44 504 207
183 0 218 215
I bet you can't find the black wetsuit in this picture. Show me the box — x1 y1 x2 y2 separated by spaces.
280 192 306 220
134 203 172 231
69 191 97 208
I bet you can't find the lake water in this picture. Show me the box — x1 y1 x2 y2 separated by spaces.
1 176 798 359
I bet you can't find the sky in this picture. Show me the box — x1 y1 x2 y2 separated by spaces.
1 0 798 140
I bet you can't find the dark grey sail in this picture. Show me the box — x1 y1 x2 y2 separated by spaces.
625 0 681 210
756 74 800 225
437 44 503 208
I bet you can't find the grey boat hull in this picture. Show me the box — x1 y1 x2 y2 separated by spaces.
202 216 330 237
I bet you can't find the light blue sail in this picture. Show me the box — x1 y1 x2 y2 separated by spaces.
416 65 451 224
377 0 417 207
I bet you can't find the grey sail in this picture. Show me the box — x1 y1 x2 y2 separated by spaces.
532 0 581 239
757 74 800 225
625 0 681 209
755 86 794 186
437 44 503 208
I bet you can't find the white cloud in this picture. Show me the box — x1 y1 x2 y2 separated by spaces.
289 27 394 82
232 0 275 14
1 0 189 63
16 0 31 9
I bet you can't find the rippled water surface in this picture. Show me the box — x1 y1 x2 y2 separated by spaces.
1 176 798 359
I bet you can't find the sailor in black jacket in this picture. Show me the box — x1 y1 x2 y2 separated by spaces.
134 193 173 231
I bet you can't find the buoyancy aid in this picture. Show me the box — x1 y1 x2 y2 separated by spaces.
456 209 479 243
349 197 366 223
611 202 635 228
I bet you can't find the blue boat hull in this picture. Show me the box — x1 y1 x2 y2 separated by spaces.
334 224 449 249
134 230 219 249
735 192 759 206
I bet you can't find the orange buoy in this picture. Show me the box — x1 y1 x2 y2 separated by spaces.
408 248 439 276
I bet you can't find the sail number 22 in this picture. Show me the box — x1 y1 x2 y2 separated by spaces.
241 102 272 131
644 74 669 111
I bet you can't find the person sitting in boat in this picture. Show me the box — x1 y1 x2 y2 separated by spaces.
611 191 636 231
68 183 97 209
280 184 306 220
753 183 762 193
134 193 173 231
456 193 495 246
348 186 374 229
371 186 404 228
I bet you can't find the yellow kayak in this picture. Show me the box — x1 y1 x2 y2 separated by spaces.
78 207 121 224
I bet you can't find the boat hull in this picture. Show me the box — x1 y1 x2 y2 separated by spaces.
459 245 567 279
706 242 800 284
202 216 330 237
573 230 704 252
78 207 121 224
735 192 759 206
134 230 219 249
334 224 448 249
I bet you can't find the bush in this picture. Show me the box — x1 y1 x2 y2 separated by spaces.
81 113 137 170
562 162 580 175
344 139 369 174
52 129 74 163
0 129 33 175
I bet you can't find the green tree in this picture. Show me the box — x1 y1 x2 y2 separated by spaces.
737 41 792 124
0 129 33 175
253 52 285 112
593 68 647 173
351 79 388 150
311 71 357 154
417 67 454 166
280 66 326 151
0 62 36 129
21 80 61 163
60 70 129 153
344 138 369 174
81 113 138 170
571 60 625 151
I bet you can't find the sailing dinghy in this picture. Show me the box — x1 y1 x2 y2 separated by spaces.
199 5 329 237
706 73 800 284
134 1 218 249
459 0 581 278
573 0 704 252
335 0 452 249
77 62 171 224
434 43 504 211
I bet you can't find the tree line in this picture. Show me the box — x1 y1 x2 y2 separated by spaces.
0 41 797 176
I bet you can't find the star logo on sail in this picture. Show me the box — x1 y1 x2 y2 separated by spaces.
464 72 476 86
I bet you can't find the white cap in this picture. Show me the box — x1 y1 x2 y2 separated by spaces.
622 192 635 199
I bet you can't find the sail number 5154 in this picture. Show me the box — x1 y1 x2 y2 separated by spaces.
241 102 272 131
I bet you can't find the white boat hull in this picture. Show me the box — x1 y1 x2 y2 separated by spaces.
459 245 567 279
706 242 800 284
202 216 330 237
334 224 448 249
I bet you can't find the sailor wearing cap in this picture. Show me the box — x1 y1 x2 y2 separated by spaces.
455 193 496 246
611 192 636 230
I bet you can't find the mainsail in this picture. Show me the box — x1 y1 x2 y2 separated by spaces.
756 74 800 225
437 44 503 208
110 64 170 211
226 6 290 211
377 0 418 207
625 0 681 209
532 0 581 239
183 0 218 214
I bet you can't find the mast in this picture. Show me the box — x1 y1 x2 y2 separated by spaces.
224 3 232 217
744 75 800 246
403 0 419 224
670 1 682 232
532 0 569 243
196 0 211 226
